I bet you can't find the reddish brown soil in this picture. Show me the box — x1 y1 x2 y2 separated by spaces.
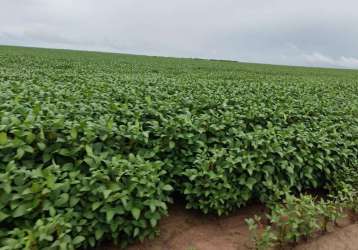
295 224 358 250
98 203 358 250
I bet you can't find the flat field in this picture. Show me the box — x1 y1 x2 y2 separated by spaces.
0 46 357 249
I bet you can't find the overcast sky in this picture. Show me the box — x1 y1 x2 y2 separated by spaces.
1 0 358 69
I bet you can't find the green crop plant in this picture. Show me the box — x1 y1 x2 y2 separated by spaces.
246 215 277 250
246 194 346 249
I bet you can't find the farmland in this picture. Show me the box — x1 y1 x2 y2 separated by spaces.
0 46 357 249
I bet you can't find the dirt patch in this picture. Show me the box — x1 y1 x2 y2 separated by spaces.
98 202 265 250
97 203 358 250
294 224 358 250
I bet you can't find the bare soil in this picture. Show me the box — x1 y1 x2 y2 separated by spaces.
295 224 358 250
98 203 358 250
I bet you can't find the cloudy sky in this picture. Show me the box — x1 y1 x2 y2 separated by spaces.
1 0 358 68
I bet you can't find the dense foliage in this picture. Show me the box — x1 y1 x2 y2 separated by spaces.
0 46 357 249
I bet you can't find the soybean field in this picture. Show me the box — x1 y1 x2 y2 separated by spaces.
0 46 357 249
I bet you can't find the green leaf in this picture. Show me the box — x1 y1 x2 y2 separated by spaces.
4 183 11 193
162 184 173 191
71 127 78 140
103 189 111 199
133 227 140 237
95 228 104 240
37 142 46 150
55 193 69 207
0 211 9 222
13 204 28 217
15 148 25 159
0 132 7 145
26 132 35 144
69 197 80 207
150 218 157 227
106 209 115 222
131 207 141 220
72 235 85 245
92 201 102 211
85 145 93 156
245 177 257 190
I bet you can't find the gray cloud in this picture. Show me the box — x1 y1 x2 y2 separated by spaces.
1 0 358 68
303 53 358 69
